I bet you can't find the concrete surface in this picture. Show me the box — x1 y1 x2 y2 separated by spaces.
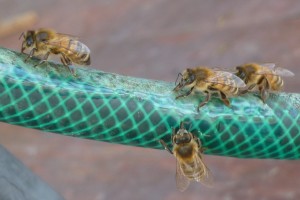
0 0 300 200
0 144 65 200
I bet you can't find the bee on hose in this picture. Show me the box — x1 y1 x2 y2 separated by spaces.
174 67 246 111
159 122 212 192
235 63 294 103
20 28 91 76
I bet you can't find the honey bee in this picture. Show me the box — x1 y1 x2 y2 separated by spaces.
159 122 212 192
20 28 91 75
174 67 246 111
235 63 294 103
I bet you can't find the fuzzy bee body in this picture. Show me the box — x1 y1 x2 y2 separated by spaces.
174 67 246 110
174 141 207 182
160 122 212 192
20 28 91 75
236 63 294 102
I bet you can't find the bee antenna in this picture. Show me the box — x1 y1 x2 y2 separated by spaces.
179 121 185 129
172 127 176 134
181 121 192 130
175 73 182 86
187 122 192 131
19 32 25 40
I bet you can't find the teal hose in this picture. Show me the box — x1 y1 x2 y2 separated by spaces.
0 47 299 159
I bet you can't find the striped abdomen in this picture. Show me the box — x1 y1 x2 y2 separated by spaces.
175 143 206 181
51 38 91 66
60 39 90 65
180 157 206 181
265 74 283 91
211 72 245 96
214 82 240 96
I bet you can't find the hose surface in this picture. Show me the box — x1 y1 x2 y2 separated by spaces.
0 47 299 159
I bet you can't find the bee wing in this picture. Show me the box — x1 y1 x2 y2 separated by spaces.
256 63 294 77
176 160 190 192
272 67 294 76
206 71 246 88
260 63 276 69
56 33 79 40
46 36 90 55
193 154 214 187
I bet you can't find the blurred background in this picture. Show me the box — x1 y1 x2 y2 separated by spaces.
0 0 300 199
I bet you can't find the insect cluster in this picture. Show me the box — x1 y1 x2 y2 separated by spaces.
160 63 294 191
19 28 295 192
173 63 294 111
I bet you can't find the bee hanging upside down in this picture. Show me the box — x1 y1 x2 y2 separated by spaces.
235 63 294 103
173 67 246 111
20 28 91 76
159 122 212 192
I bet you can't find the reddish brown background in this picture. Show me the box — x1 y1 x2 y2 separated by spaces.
0 0 300 200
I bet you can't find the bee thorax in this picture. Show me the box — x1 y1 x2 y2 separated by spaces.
175 144 195 158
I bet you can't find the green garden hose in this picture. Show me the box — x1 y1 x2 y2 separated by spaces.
0 47 299 159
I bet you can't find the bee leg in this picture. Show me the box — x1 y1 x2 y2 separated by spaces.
239 84 256 95
24 48 37 62
247 84 256 91
192 133 206 151
196 137 201 148
21 40 26 53
159 139 173 154
60 55 76 76
67 64 76 76
171 127 176 144
259 78 269 103
60 55 68 66
172 128 176 138
197 91 211 111
175 86 194 99
219 91 230 107
33 52 50 68
261 90 269 103
239 89 248 95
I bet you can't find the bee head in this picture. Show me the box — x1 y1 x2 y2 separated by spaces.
235 65 247 80
20 30 35 53
173 68 196 91
172 122 192 145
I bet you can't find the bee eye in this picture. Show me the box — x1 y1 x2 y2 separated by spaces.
175 73 183 86
185 75 194 84
174 134 192 144
26 37 34 46
238 71 245 79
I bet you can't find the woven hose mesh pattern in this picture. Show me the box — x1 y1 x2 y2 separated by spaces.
0 48 299 159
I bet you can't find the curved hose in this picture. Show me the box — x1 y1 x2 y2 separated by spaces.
0 47 299 159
